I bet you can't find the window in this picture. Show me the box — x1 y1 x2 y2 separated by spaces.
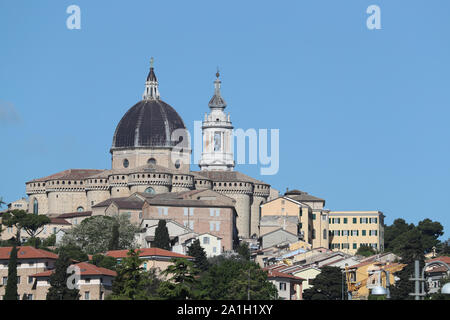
343 218 348 224
215 222 220 231
213 247 217 253
143 262 147 269
144 187 155 194
312 229 316 239
28 276 33 284
147 158 156 165
203 237 210 245
77 206 84 212
189 208 194 216
279 282 287 291
323 229 327 240
33 199 38 215
158 207 168 216
174 160 181 169
353 243 357 249
23 294 33 300
362 230 366 236
214 132 221 151
210 222 214 232
312 214 316 220
123 159 129 168
53 227 57 234
17 276 20 284
84 292 90 300
322 214 327 221
369 230 378 236
85 278 91 284
353 218 357 224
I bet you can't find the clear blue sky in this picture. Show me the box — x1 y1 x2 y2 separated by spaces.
1 1 449 238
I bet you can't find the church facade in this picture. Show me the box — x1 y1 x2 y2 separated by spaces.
25 62 278 239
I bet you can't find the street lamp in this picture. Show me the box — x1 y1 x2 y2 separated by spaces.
370 270 391 299
442 282 450 295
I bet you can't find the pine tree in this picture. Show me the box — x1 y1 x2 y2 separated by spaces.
46 252 80 300
187 239 209 272
154 220 171 250
4 245 18 300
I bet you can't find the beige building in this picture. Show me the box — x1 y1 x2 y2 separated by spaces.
328 211 385 255
260 189 329 249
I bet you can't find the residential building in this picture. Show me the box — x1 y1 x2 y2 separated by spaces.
328 211 385 255
31 262 116 300
424 256 450 294
266 268 305 300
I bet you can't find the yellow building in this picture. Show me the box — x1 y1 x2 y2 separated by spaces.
328 211 384 255
345 259 406 300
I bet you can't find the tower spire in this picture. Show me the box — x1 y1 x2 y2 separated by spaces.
208 69 226 109
143 57 160 100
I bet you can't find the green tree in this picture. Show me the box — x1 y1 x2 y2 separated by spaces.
417 219 444 254
187 239 209 272
46 252 80 300
237 242 250 261
109 249 159 300
356 244 376 257
4 245 18 300
41 234 56 248
1 210 28 244
303 266 345 300
158 258 199 300
56 244 88 262
91 254 117 271
153 219 170 250
109 223 120 251
197 256 278 300
21 214 51 238
61 215 138 254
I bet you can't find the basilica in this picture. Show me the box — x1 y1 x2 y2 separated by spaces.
24 61 278 239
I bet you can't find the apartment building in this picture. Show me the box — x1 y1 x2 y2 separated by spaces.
328 211 385 255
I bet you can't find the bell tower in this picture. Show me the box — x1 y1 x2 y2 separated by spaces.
199 70 235 171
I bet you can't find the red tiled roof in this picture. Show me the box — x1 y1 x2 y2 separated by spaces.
427 256 450 265
27 169 105 183
265 269 305 281
31 262 116 278
106 248 192 259
50 218 71 225
57 211 92 219
0 247 58 260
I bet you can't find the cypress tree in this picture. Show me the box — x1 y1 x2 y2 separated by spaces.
154 220 171 250
46 252 80 300
4 245 18 300
109 223 120 251
187 239 209 271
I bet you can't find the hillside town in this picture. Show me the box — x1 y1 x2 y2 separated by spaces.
0 64 448 301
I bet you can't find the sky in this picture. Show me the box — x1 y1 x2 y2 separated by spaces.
0 0 449 238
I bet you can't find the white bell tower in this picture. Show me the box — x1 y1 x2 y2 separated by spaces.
199 70 235 171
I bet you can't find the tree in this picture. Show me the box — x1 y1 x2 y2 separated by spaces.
1 210 28 244
153 220 170 250
91 254 117 271
417 219 444 253
197 256 278 300
46 252 80 300
187 239 209 272
303 266 344 300
56 244 88 262
109 249 160 300
4 245 18 300
61 215 139 254
109 223 120 251
41 234 56 248
356 244 376 257
158 258 199 300
237 242 250 261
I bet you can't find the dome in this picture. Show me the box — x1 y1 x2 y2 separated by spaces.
112 99 186 149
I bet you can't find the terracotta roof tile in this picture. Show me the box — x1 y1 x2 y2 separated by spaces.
0 247 58 260
31 262 116 278
106 248 192 259
265 268 305 281
57 211 92 219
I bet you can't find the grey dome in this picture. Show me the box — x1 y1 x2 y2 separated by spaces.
112 99 186 149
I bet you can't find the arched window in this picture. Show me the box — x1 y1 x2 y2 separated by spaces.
77 206 84 212
33 199 38 214
147 158 156 165
123 159 129 168
144 187 155 195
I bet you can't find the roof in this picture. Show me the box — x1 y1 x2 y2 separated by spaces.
0 247 58 260
284 189 325 203
31 262 116 278
112 99 186 149
105 248 192 260
426 256 450 265
27 169 105 183
261 227 299 239
57 211 92 219
193 170 268 185
265 269 305 281
92 197 143 209
49 218 71 225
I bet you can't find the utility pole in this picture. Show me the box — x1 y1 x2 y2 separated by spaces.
409 259 425 300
